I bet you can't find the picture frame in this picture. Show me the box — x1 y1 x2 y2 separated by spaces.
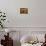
20 8 28 14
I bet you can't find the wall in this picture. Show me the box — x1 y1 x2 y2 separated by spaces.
0 0 46 46
0 0 46 27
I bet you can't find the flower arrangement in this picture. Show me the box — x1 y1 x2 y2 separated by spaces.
0 10 6 28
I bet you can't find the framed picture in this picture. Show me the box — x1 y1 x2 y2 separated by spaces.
20 8 28 14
